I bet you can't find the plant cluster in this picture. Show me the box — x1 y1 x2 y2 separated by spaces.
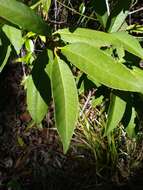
1 0 143 184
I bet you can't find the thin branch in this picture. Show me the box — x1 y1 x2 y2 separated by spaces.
56 0 97 21
105 0 110 16
80 91 92 117
129 7 143 15
54 0 58 31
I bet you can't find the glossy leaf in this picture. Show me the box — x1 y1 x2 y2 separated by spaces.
105 93 126 136
51 56 79 153
0 0 51 35
61 43 142 93
27 75 48 124
2 25 23 54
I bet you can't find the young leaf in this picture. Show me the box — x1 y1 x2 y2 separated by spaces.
61 43 142 93
2 25 23 54
51 56 79 153
105 93 126 136
107 0 132 32
27 75 48 124
0 0 51 35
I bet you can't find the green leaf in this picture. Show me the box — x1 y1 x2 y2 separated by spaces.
107 0 132 32
57 28 143 59
27 75 48 124
126 107 136 138
0 0 51 35
31 50 52 106
45 49 54 79
105 93 126 136
2 25 23 54
26 50 52 124
25 39 34 53
42 0 51 13
56 28 117 47
93 0 108 28
61 43 143 93
112 32 143 60
51 56 79 153
0 45 11 72
0 31 11 72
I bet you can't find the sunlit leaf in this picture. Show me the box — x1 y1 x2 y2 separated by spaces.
2 25 23 54
61 43 143 93
107 0 132 32
56 28 117 47
0 45 11 72
57 28 143 59
0 0 51 35
105 93 126 136
51 56 79 153
42 0 51 13
112 32 143 60
126 107 136 138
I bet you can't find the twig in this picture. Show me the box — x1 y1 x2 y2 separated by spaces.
54 0 58 31
56 0 97 21
129 7 143 15
80 91 92 117
105 0 110 16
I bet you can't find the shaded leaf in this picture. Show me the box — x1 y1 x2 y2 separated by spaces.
93 0 108 28
27 75 48 124
27 50 52 124
51 56 79 153
32 50 52 105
